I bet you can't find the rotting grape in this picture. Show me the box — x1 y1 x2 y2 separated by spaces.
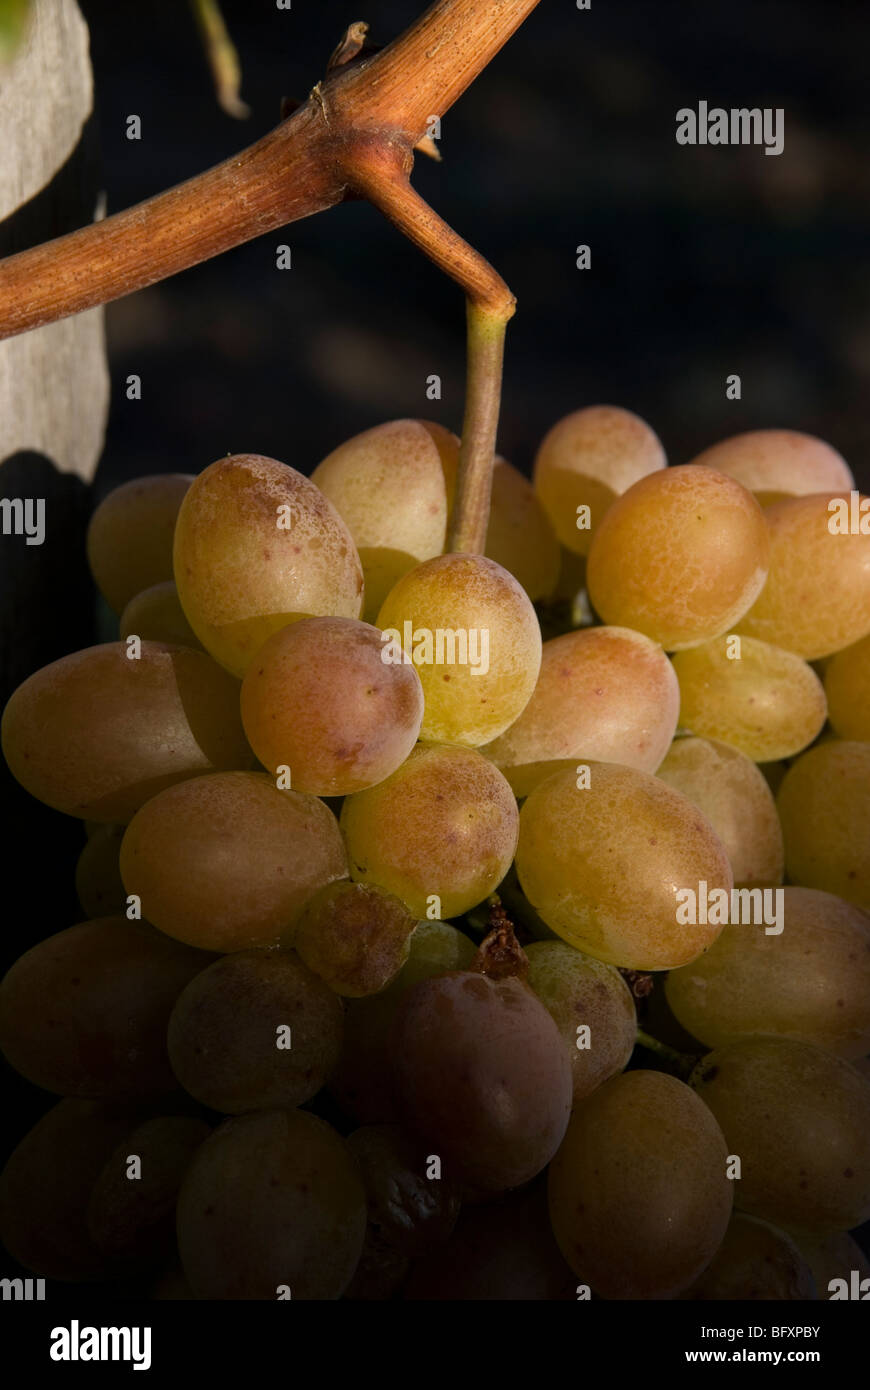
346 1123 461 1257
294 881 417 997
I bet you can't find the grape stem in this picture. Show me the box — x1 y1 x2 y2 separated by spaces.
634 1029 698 1080
190 0 250 119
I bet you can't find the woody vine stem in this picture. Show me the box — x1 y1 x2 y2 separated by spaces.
0 0 542 552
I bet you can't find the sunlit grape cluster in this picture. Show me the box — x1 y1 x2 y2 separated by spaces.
1 415 869 1302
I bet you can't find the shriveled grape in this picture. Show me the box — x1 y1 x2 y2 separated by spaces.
294 881 416 997
737 492 870 659
376 552 541 747
687 429 853 499
548 1069 733 1299
515 763 732 970
340 744 518 919
525 940 636 1101
87 474 194 613
533 404 666 556
679 1213 817 1300
174 453 364 677
692 1036 870 1233
824 634 870 741
483 625 679 796
671 634 827 761
240 616 423 796
666 887 870 1058
655 736 784 884
0 917 212 1099
347 1124 460 1256
176 1109 366 1299
392 970 572 1191
777 741 870 910
586 465 769 649
1 641 251 822
167 950 343 1112
120 771 348 951
120 581 203 650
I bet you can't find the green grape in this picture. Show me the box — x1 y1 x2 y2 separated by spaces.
482 625 679 797
120 580 204 650
329 920 476 1124
737 492 870 659
824 634 870 741
586 465 769 650
404 1182 574 1300
792 1230 870 1300
525 940 637 1101
376 553 542 747
548 1069 732 1299
515 763 732 970
240 616 423 796
120 771 349 951
311 419 459 621
0 917 212 1099
346 1124 461 1256
656 736 784 884
671 634 827 762
87 474 194 613
666 887 870 1059
167 949 343 1112
532 405 666 557
294 881 416 997
392 970 572 1192
484 457 560 599
777 741 870 910
687 429 853 499
176 1109 367 1299
340 744 518 920
173 453 364 677
692 1036 870 1233
1 641 251 823
0 1099 144 1280
87 1116 211 1262
75 824 127 917
679 1213 817 1300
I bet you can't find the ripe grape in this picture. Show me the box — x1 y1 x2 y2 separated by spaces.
294 881 416 997
376 552 541 747
240 616 423 796
515 763 732 970
120 581 203 650
548 1069 733 1299
485 457 560 599
0 917 212 1099
340 744 518 919
586 465 769 649
329 919 476 1124
525 940 637 1101
482 625 679 796
120 771 348 951
176 1109 367 1299
167 950 343 1112
1 641 251 822
311 419 459 621
687 429 853 501
824 634 870 741
392 970 572 1191
346 1124 461 1256
173 453 364 677
736 492 870 659
679 1213 817 1300
655 736 784 884
671 634 827 762
75 823 127 916
87 1116 211 1262
666 887 870 1059
0 1098 145 1280
776 741 870 910
532 404 666 556
87 474 194 613
692 1036 870 1232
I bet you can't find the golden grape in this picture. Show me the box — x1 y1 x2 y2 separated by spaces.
87 474 194 613
776 740 870 909
687 429 853 498
824 634 870 741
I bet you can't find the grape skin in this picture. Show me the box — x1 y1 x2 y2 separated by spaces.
75 823 127 917
687 429 853 499
824 634 870 741
120 581 204 650
776 741 870 910
294 881 416 997
485 457 560 599
87 474 194 614
679 1213 817 1300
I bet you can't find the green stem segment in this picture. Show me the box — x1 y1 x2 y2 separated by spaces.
190 0 249 118
447 302 510 554
635 1029 698 1081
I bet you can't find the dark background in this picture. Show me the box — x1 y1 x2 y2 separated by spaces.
1 0 869 1288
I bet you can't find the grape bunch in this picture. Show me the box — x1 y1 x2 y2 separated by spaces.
1 412 869 1303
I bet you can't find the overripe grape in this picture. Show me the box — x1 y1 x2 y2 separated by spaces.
294 881 417 997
